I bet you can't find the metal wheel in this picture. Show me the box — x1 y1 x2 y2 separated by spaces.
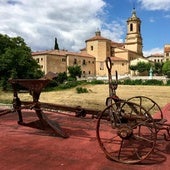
96 100 157 164
127 96 163 120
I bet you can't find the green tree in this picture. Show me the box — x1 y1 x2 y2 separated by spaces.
54 37 59 50
129 65 137 71
153 62 163 75
0 34 43 90
56 72 67 84
68 65 82 79
162 61 170 75
137 62 151 73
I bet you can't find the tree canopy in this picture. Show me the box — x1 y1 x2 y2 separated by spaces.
136 62 151 73
68 65 82 79
162 61 170 75
130 61 152 74
0 34 43 90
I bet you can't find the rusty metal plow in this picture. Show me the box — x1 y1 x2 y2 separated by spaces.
0 79 101 138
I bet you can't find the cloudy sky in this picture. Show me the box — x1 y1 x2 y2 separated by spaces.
0 0 170 57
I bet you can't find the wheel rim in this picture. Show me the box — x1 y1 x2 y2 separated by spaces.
96 101 157 164
127 96 163 120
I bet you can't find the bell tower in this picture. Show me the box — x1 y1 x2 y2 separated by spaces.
125 8 143 55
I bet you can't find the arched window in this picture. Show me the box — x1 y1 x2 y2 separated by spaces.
138 25 140 32
130 23 133 31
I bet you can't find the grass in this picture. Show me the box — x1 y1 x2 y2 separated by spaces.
1 84 170 111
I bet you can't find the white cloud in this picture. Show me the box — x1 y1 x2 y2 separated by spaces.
101 20 125 43
143 47 163 57
0 0 113 51
138 0 170 11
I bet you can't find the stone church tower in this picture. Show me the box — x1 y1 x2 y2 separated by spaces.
125 8 143 55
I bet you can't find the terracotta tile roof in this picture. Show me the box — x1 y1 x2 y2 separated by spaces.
32 50 94 58
147 53 164 57
164 47 170 52
80 47 86 51
111 41 125 48
66 51 94 58
85 35 110 42
32 50 55 56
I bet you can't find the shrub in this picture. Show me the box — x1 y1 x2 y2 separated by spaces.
76 87 88 93
167 71 170 78
57 81 79 90
90 80 105 84
143 79 163 85
122 79 142 85
121 79 164 86
166 80 170 86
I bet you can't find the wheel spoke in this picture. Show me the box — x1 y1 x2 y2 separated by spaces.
133 134 154 143
118 139 124 159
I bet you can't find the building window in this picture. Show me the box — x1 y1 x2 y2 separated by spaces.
74 58 77 64
166 53 169 56
91 46 93 51
89 71 91 74
130 23 133 31
138 25 140 32
41 58 43 61
62 58 66 62
82 59 86 65
122 63 124 66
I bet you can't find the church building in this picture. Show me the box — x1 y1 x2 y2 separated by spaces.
32 9 144 78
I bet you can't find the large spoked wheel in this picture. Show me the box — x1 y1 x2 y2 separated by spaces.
96 101 157 164
127 96 163 120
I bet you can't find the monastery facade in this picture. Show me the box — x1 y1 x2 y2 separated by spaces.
32 9 144 77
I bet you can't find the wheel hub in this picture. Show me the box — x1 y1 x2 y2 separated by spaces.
117 125 133 139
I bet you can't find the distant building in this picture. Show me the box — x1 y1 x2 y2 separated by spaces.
147 53 164 63
164 44 170 61
32 9 144 77
32 50 96 77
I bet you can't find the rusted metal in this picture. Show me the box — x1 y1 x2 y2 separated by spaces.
96 57 170 164
6 78 101 138
0 109 13 117
8 79 68 138
105 57 120 106
21 101 101 118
